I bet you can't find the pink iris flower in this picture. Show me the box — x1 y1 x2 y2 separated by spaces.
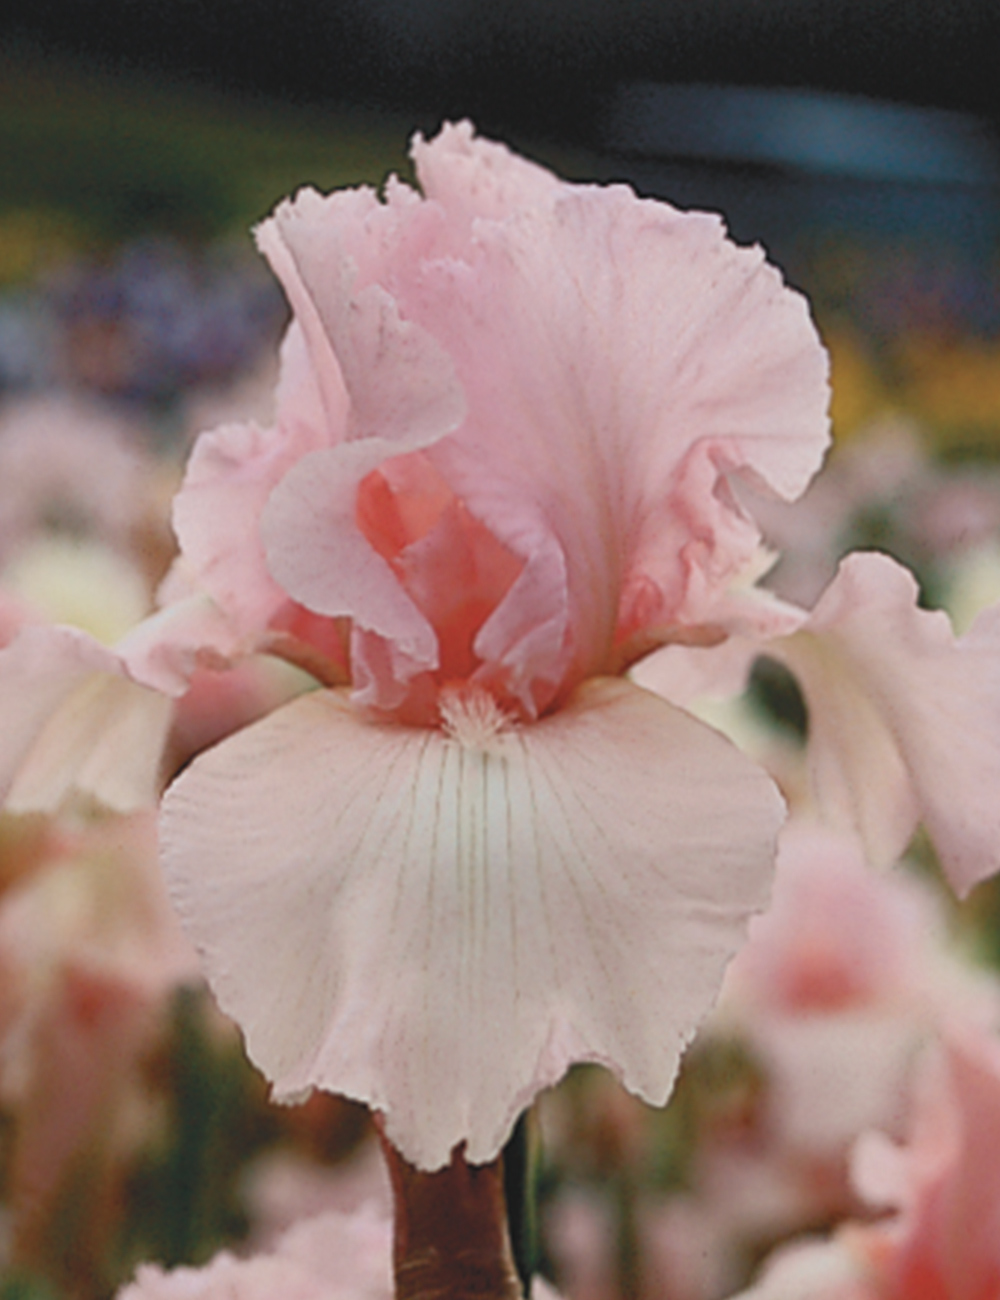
156 122 831 1170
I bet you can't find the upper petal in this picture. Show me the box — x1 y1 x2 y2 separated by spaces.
394 175 829 691
215 126 829 715
257 186 465 451
160 676 784 1170
411 120 562 231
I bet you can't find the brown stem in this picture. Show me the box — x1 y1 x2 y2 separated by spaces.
378 1126 526 1300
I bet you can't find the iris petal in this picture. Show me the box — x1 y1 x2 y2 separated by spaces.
161 676 783 1169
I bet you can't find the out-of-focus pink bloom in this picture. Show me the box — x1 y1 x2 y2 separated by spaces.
159 121 831 1169
242 1141 391 1250
0 395 166 570
651 821 1000 1296
543 1188 619 1300
729 1028 1000 1300
0 810 199 1277
0 623 173 815
639 1195 740 1300
118 1205 393 1300
4 959 155 1279
0 398 178 817
0 398 177 819
723 821 992 1030
851 1027 1000 1299
0 811 197 1005
117 1203 562 1300
726 1236 872 1300
719 819 999 1157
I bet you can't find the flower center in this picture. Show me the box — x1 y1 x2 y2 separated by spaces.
438 685 513 750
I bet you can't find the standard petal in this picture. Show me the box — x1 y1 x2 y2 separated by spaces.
393 178 829 689
251 197 468 699
161 676 783 1170
411 120 562 229
778 552 1000 894
258 187 465 451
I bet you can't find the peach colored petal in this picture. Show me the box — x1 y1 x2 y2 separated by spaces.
248 193 469 702
161 677 783 1170
171 421 316 633
261 444 442 707
779 552 1000 894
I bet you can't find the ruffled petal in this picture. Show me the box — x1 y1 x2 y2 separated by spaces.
411 120 562 230
260 444 441 703
226 126 827 714
252 196 468 701
172 326 335 634
117 593 247 697
779 552 1000 894
171 421 314 632
161 676 783 1170
257 187 465 451
391 173 828 690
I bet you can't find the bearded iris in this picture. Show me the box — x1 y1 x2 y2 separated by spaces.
158 122 831 1171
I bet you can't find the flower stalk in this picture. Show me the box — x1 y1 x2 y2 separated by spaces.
379 1125 525 1300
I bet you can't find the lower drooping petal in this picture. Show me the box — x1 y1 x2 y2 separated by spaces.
0 625 171 814
160 677 784 1170
778 551 1000 895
